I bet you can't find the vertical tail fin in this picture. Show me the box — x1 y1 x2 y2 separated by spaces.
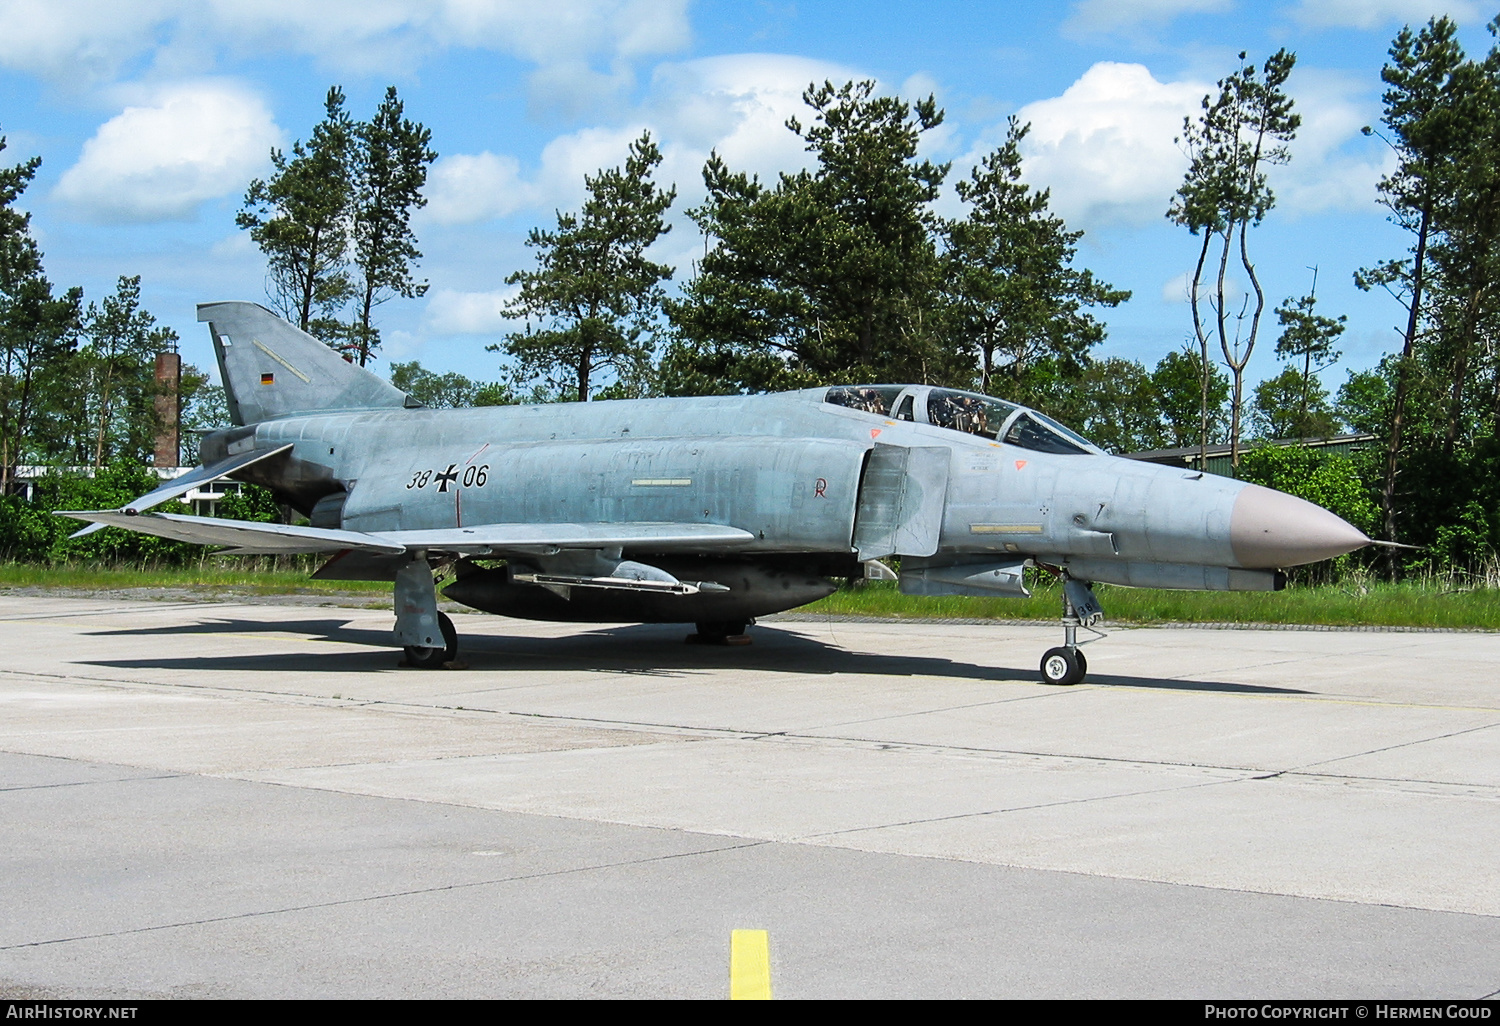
198 302 413 425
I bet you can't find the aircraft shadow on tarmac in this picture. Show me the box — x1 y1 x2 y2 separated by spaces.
83 617 1309 695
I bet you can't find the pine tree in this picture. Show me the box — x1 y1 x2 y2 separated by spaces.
0 134 80 490
663 81 956 393
1355 17 1470 553
945 117 1128 396
237 87 356 343
497 132 675 402
1169 49 1300 469
349 87 437 367
1273 269 1346 438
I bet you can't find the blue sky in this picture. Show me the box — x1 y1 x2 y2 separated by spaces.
1 0 1495 397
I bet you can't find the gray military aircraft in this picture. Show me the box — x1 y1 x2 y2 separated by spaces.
62 302 1370 684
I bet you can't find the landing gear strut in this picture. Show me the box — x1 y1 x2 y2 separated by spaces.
1040 577 1103 685
395 555 460 669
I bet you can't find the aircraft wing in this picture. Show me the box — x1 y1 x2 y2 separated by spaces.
67 443 294 539
55 510 755 557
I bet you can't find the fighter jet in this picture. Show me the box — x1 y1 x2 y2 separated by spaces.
61 302 1370 684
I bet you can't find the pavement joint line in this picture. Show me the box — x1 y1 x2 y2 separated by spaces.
12 669 1494 783
1283 720 1500 776
793 773 1254 840
1278 770 1500 798
509 712 1280 774
0 773 181 793
200 771 1500 922
21 752 1500 930
1079 679 1500 714
796 687 1096 733
0 837 774 953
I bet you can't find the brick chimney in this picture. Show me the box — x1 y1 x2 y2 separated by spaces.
154 351 181 468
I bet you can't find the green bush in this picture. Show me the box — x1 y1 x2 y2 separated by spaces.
1 465 202 565
1237 444 1380 583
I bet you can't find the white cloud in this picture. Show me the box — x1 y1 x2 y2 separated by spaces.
0 0 692 87
1288 0 1481 29
1064 0 1232 33
1005 61 1387 230
1274 69 1392 216
424 53 862 227
424 152 530 225
423 287 520 335
1011 62 1206 228
52 81 280 223
646 55 859 179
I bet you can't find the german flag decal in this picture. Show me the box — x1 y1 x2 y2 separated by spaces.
260 372 274 385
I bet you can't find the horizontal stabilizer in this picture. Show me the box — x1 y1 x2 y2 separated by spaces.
66 444 294 539
56 510 406 555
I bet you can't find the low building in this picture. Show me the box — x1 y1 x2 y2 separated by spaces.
4 466 243 516
1124 434 1376 478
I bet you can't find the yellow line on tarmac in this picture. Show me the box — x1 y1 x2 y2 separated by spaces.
730 929 772 1000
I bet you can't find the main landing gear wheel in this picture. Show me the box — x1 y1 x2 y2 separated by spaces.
405 612 458 669
687 620 750 645
1040 646 1086 686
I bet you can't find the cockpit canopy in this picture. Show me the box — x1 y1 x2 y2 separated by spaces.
823 384 1099 455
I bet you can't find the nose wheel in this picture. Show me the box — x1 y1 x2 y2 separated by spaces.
1040 576 1104 685
1040 645 1087 686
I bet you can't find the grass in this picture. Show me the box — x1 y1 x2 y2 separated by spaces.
0 561 388 597
804 578 1500 630
1 562 1496 630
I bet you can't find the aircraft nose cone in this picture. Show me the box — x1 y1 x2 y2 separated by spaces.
1229 483 1370 568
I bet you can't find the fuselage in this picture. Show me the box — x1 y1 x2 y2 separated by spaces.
201 383 1365 607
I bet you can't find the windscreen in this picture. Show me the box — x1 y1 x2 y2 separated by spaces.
1002 413 1091 455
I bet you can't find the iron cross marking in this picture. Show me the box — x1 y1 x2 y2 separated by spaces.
435 464 459 492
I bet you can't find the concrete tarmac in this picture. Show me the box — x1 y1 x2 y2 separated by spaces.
1 595 1498 999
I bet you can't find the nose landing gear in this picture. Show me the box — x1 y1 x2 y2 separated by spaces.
1040 577 1103 685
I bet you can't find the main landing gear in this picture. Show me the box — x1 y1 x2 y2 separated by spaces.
395 555 461 669
686 619 751 645
1040 577 1103 686
405 611 458 669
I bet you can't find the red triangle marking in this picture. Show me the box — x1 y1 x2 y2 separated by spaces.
870 428 882 439
1014 459 1028 470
